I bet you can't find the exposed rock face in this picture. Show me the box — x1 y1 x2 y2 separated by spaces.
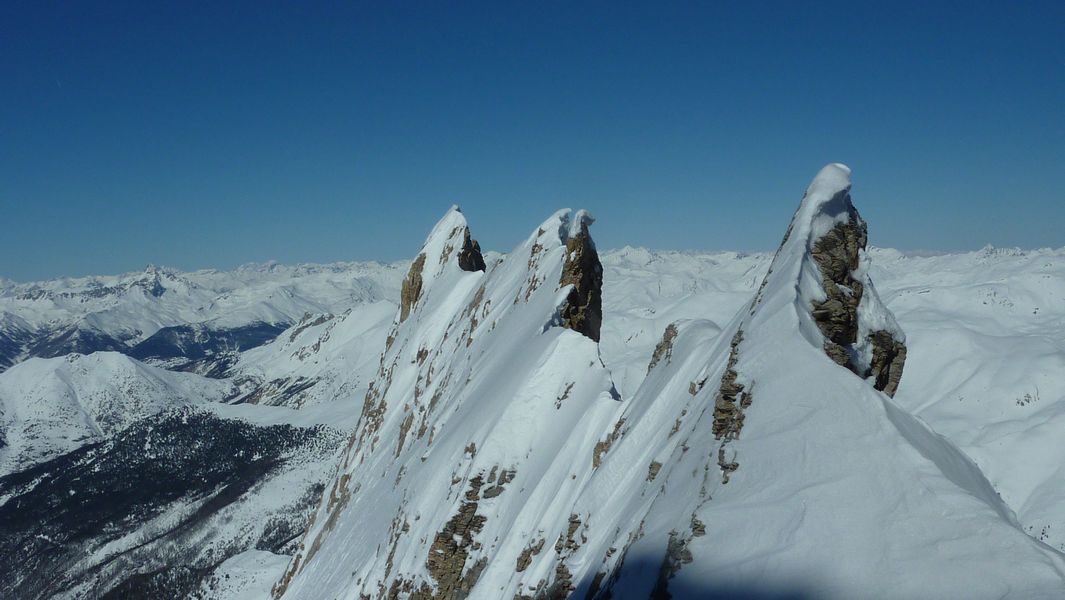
592 418 625 468
515 538 545 573
713 330 750 483
807 189 907 396
558 214 603 342
457 228 486 272
809 198 868 367
647 323 679 373
868 330 907 397
400 253 427 323
421 477 489 600
650 531 694 599
712 330 749 441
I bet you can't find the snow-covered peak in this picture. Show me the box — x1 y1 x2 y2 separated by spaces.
807 161 851 194
792 162 855 247
273 208 617 599
745 163 905 394
419 205 470 268
396 207 483 325
566 209 595 242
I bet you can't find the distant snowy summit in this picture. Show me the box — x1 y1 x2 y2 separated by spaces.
0 255 406 374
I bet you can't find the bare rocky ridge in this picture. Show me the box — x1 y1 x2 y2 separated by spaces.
418 476 489 600
712 330 750 484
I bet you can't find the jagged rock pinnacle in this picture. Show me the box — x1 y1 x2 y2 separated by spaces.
399 253 426 323
802 164 907 396
558 210 603 342
809 193 868 366
457 228 486 272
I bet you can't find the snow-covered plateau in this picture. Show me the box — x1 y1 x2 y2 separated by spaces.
3 164 1065 599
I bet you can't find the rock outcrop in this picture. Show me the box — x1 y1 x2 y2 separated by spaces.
457 229 486 272
399 253 426 323
809 203 867 367
558 211 603 342
868 330 907 396
647 323 679 373
805 177 907 396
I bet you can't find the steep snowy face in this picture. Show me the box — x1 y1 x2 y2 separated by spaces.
868 246 1065 552
274 207 620 599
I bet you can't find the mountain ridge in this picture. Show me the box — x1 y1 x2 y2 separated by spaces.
2 166 1065 598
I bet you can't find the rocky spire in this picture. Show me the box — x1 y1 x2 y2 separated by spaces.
801 164 907 396
558 210 603 342
398 206 482 323
808 187 868 367
398 253 426 323
457 228 486 272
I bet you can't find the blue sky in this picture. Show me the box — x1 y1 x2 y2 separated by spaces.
2 1 1062 281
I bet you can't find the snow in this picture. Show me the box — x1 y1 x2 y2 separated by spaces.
227 300 397 411
795 162 851 242
195 550 291 600
567 209 595 241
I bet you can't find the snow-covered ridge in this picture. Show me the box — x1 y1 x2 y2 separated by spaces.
3 165 1065 598
269 168 1065 599
273 207 619 598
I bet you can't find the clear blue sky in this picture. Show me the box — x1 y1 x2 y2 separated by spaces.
2 1 1062 281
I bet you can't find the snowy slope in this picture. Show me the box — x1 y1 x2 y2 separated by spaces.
599 247 769 398
870 247 1065 551
226 300 397 410
600 243 1065 556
